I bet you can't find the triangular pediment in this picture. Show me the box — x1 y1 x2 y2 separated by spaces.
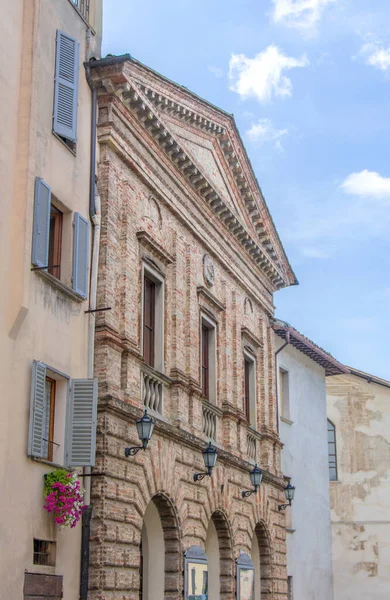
92 57 298 290
168 121 243 218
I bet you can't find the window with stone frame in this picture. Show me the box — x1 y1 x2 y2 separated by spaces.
244 349 257 428
142 263 165 374
200 314 217 404
279 367 290 420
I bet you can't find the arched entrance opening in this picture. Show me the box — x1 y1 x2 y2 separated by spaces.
205 511 234 599
251 522 272 600
140 493 181 600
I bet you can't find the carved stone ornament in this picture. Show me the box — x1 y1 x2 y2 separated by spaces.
203 254 215 287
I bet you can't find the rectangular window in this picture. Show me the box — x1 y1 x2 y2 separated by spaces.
53 30 79 147
33 539 56 566
28 361 98 467
328 419 338 481
201 324 209 399
279 368 290 419
42 377 56 462
32 178 90 298
48 205 63 279
141 264 164 374
244 351 256 428
200 315 217 404
143 276 156 367
288 575 294 600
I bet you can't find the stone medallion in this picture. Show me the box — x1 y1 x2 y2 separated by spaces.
203 254 215 287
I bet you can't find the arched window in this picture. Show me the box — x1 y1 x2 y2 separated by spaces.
327 419 338 481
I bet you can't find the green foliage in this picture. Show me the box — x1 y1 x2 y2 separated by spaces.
43 468 70 498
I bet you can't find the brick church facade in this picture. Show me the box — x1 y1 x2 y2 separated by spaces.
87 55 297 600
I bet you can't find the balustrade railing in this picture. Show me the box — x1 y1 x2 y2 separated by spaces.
202 401 220 441
247 430 257 462
142 369 164 415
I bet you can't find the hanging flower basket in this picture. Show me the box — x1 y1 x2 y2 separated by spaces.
43 469 86 528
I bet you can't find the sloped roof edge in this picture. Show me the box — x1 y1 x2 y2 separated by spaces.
272 318 348 376
86 53 298 288
346 366 390 389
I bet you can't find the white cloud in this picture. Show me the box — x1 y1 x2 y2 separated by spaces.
229 45 308 104
300 246 330 259
341 170 390 199
271 0 337 31
360 38 390 71
246 118 288 150
208 65 224 78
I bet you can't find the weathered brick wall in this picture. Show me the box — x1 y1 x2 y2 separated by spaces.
90 63 288 600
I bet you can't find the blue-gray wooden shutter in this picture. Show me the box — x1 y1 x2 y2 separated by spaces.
72 213 89 298
31 178 51 267
53 30 79 142
28 361 47 457
66 378 98 467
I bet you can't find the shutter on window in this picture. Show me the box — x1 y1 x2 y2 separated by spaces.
72 213 89 298
53 30 79 142
28 361 47 457
31 178 51 267
66 378 98 467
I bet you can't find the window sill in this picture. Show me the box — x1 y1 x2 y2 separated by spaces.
286 528 296 534
280 416 294 426
330 480 341 484
29 456 72 471
52 131 77 156
34 269 86 303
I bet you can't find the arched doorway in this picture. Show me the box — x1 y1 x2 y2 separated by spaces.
251 522 272 600
205 511 234 599
140 494 181 600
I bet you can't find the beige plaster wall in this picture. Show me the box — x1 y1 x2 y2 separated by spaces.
327 374 390 600
0 1 101 598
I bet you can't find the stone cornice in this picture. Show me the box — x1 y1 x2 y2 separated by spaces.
92 65 295 291
97 394 285 490
136 230 174 264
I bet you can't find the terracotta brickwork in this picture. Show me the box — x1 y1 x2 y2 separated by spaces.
89 57 296 600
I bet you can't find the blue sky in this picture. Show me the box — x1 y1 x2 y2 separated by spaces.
103 0 390 379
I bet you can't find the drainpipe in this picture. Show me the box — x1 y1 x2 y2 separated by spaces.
80 63 100 600
275 331 290 434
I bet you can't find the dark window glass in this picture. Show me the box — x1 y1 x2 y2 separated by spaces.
143 277 155 367
201 324 209 399
48 205 62 278
244 358 250 419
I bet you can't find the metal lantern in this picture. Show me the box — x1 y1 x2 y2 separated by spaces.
194 442 218 481
250 464 263 490
242 463 263 498
278 479 296 511
284 481 295 503
136 410 155 449
124 410 155 457
202 442 218 474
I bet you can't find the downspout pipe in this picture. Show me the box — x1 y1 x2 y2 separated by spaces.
275 331 290 434
80 63 100 600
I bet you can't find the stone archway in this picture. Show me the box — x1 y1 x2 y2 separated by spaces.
141 493 182 600
205 510 234 599
252 522 273 600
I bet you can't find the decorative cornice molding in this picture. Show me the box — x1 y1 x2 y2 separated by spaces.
93 68 292 290
241 326 263 349
197 286 226 313
136 230 174 265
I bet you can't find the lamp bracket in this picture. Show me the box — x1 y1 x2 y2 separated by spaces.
278 502 291 512
124 446 145 457
241 489 254 498
193 472 209 482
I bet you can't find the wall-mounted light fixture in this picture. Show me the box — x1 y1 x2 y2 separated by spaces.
124 410 155 457
241 464 263 498
278 479 295 511
194 442 218 481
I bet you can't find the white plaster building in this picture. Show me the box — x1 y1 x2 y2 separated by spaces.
327 368 390 600
273 319 347 600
